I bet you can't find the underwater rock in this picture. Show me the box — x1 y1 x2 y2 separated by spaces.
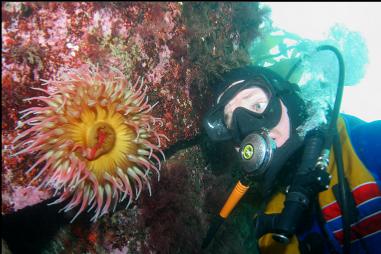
2 2 265 216
1 2 195 214
2 2 266 252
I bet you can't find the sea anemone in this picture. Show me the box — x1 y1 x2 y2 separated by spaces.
13 64 168 222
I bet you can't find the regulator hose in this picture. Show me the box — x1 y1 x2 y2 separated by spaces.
316 45 351 253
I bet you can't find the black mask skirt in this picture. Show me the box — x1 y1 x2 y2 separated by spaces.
203 66 307 195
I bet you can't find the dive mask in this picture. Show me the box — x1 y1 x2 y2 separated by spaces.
203 73 283 144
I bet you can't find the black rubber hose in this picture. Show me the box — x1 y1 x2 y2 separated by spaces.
254 213 279 240
286 58 302 81
297 130 325 175
316 45 350 253
316 45 345 150
273 130 325 242
287 45 345 144
333 132 351 254
202 216 225 249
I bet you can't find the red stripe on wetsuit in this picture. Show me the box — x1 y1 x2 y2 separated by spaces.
322 182 381 222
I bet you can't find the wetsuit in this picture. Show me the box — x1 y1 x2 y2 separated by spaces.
258 114 381 254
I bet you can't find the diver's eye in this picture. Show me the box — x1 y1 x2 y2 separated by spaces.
252 102 267 113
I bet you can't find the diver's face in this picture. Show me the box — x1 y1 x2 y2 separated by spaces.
223 86 290 148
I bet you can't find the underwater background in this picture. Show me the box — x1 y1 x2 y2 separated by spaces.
1 2 377 254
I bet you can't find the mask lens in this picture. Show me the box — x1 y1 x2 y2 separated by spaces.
203 104 232 141
224 86 270 129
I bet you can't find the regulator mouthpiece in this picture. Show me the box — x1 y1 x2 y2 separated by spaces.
239 129 277 176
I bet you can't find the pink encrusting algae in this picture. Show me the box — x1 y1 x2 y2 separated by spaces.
12 64 168 222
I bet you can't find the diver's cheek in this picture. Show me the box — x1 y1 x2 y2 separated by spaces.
269 129 284 148
269 100 290 148
224 104 235 128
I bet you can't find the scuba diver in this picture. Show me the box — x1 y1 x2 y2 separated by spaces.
201 46 381 253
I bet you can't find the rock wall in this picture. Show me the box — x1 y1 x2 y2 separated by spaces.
2 2 267 253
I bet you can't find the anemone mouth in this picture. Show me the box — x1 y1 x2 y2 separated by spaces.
85 121 117 161
65 104 138 181
13 64 169 222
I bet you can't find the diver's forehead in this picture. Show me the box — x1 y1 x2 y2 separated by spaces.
217 80 245 104
229 87 268 101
